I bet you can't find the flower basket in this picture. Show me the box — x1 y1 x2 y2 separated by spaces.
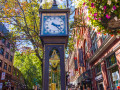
100 13 120 34
77 0 120 35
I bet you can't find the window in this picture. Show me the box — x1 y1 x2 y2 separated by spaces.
5 52 9 59
85 41 88 54
8 65 11 72
92 33 98 54
2 38 6 44
10 45 14 52
95 64 101 74
10 55 13 62
78 8 79 15
6 42 10 48
4 63 7 70
107 53 117 67
102 34 108 42
0 60 2 67
109 66 119 89
0 48 4 55
86 61 89 70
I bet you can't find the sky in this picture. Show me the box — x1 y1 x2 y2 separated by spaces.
3 0 76 55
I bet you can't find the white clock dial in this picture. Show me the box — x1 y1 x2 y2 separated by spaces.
45 16 64 34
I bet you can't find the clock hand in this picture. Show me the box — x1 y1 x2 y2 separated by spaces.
51 22 62 30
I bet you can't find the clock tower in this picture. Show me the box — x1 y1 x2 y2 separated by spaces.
39 0 70 90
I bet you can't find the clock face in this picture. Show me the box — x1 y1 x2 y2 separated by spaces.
45 17 64 34
41 14 67 36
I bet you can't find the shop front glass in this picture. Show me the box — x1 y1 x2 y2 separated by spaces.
95 64 104 90
106 53 120 89
109 66 119 89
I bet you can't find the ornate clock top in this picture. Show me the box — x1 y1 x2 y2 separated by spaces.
51 0 59 9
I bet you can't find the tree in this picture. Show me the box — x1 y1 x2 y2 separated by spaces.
14 51 42 89
0 0 53 61
0 0 53 88
74 0 120 35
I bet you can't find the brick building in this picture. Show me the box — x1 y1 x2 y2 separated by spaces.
66 7 120 90
0 23 26 90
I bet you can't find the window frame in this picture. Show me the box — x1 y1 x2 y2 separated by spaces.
92 33 98 54
4 63 7 70
0 48 4 55
95 63 101 74
2 38 6 44
0 60 2 67
10 55 13 62
85 41 88 54
5 52 9 59
8 65 11 72
106 53 117 68
6 42 10 48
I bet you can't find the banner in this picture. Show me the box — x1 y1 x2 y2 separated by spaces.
0 83 3 89
1 72 5 80
74 57 78 71
79 49 84 67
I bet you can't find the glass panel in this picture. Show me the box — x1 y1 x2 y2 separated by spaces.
6 42 10 48
95 64 101 74
49 49 61 90
0 48 4 55
110 54 116 65
4 63 7 70
10 55 13 62
5 52 9 59
2 39 5 44
85 41 88 54
110 66 119 89
107 57 110 67
107 53 117 67
8 65 11 72
0 60 2 67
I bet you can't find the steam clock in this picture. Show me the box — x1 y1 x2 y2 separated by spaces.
39 0 70 90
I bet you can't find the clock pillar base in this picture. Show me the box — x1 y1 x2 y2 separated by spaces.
43 44 66 90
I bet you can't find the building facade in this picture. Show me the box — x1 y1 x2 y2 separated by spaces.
66 7 120 90
0 23 26 90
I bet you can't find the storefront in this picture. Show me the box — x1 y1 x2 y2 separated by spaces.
95 74 104 90
106 53 120 90
95 63 104 90
78 70 92 90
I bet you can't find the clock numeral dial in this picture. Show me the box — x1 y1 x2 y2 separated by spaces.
44 16 65 34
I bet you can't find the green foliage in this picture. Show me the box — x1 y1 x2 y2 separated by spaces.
76 0 120 35
14 51 42 89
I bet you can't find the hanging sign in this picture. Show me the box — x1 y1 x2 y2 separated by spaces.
79 48 84 67
95 74 103 81
74 57 78 71
112 71 119 81
1 72 5 80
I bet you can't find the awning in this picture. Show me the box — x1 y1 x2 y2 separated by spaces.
78 69 91 83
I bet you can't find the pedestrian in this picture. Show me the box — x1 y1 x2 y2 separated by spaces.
107 86 110 90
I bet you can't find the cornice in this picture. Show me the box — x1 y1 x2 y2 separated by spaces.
88 35 116 64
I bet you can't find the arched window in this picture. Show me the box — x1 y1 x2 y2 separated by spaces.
85 41 88 54
92 33 98 53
